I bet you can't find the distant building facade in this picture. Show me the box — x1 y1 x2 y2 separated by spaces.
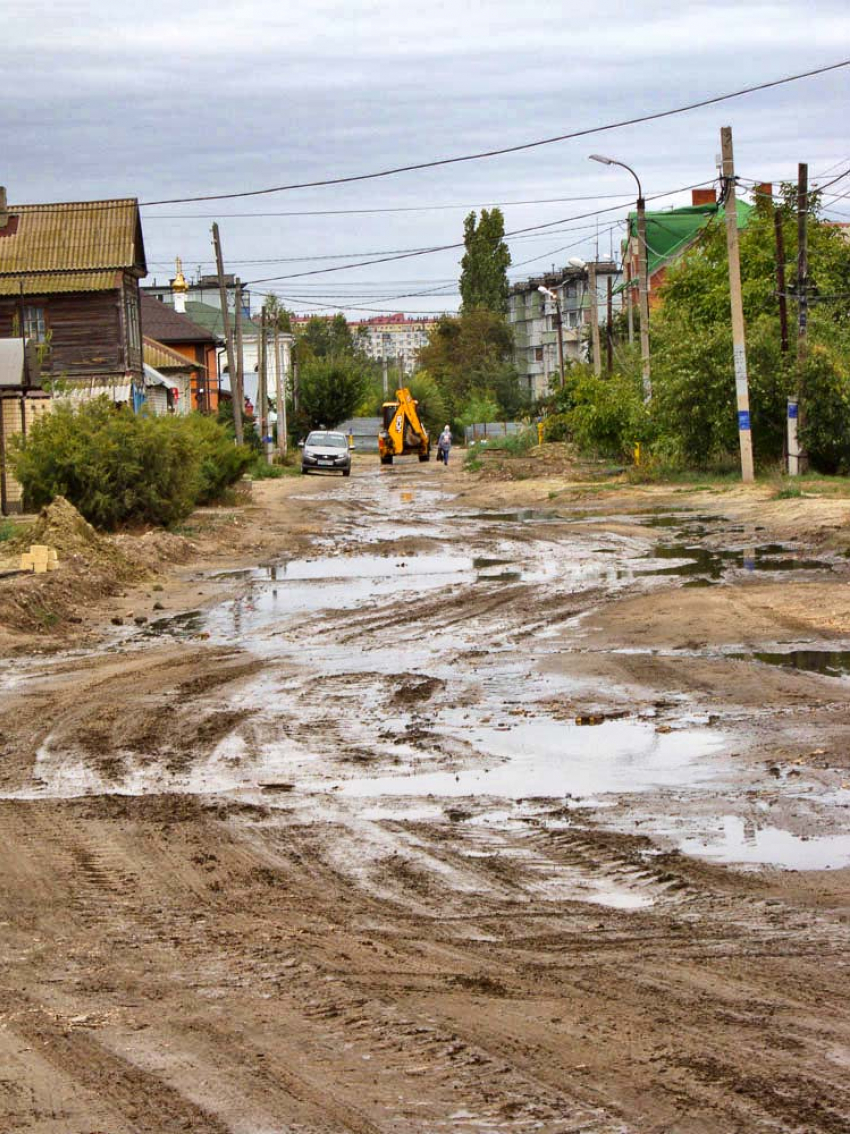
508 261 620 399
350 313 439 375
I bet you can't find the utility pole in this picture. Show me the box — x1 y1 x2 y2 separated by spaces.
720 125 755 483
625 260 634 345
774 207 789 354
606 275 614 375
273 319 286 457
588 262 602 376
258 308 271 464
211 224 243 445
636 202 651 398
796 162 809 473
234 280 246 438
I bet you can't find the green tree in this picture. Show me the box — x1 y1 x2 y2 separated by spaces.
650 189 850 470
418 308 517 423
459 208 512 314
297 355 373 430
298 314 354 360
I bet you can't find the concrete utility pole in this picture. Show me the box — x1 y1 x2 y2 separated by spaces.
211 223 243 444
796 162 809 473
273 320 287 457
234 281 246 436
588 262 602 377
537 285 565 387
606 275 614 375
625 260 634 344
258 309 272 464
720 126 755 483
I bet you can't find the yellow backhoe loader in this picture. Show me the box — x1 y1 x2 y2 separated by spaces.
378 388 430 465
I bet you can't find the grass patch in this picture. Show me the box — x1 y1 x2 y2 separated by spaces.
0 519 16 542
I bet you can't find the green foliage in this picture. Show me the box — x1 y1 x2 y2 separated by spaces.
418 309 517 425
182 413 253 504
460 209 512 314
650 191 850 470
10 400 251 529
479 427 536 454
297 354 373 429
553 365 649 459
0 519 16 542
296 314 355 361
457 392 501 429
543 413 570 442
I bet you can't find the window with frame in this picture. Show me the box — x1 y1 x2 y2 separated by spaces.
24 305 47 343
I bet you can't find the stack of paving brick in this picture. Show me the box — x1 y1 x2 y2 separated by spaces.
19 545 59 573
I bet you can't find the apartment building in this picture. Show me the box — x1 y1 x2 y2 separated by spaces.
351 313 439 375
508 261 620 400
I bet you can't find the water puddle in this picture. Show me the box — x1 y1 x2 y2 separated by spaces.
142 609 205 637
680 816 850 870
740 648 850 678
336 716 725 802
640 543 831 579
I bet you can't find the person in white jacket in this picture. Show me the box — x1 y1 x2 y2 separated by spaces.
437 425 452 465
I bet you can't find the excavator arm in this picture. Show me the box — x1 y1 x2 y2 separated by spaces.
378 388 431 464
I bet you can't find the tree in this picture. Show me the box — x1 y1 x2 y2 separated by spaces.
417 308 517 422
298 314 354 360
459 208 511 314
297 355 373 430
650 189 850 470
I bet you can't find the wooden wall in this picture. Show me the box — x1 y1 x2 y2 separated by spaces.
0 289 134 380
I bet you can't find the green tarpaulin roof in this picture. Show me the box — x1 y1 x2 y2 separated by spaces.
616 199 753 291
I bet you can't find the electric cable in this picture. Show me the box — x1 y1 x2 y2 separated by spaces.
139 59 850 206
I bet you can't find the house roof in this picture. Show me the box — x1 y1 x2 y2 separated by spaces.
140 292 217 344
625 199 753 280
185 300 261 339
143 335 207 372
0 199 146 294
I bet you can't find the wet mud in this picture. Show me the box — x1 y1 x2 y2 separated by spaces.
2 462 850 1132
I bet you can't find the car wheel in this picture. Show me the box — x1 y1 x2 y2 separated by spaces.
301 466 309 475
343 468 351 477
380 455 393 465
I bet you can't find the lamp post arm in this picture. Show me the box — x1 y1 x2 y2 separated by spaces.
607 159 642 201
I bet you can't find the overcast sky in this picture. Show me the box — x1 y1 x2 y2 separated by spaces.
4 0 849 318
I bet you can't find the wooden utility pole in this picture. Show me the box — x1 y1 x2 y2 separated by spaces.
211 224 243 444
720 126 755 483
234 281 246 436
636 201 651 398
588 262 602 376
606 275 614 375
774 207 789 354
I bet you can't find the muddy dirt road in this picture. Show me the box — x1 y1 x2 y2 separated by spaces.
2 460 850 1132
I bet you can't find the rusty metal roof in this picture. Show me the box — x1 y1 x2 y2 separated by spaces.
0 199 146 281
143 336 207 372
0 269 123 296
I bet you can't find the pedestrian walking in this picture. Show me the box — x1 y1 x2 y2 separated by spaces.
437 425 452 466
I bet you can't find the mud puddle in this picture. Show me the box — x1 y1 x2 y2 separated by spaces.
679 815 850 870
739 647 850 678
640 543 832 579
336 715 726 804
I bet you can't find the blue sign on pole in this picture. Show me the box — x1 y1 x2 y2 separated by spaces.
738 410 751 431
787 402 798 419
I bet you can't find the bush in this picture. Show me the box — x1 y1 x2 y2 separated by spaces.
183 413 253 503
543 413 570 442
10 399 251 529
299 354 373 429
560 367 649 459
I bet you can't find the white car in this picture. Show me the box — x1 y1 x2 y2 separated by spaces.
300 430 352 476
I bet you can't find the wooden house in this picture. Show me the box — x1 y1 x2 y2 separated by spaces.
0 188 147 400
139 293 219 411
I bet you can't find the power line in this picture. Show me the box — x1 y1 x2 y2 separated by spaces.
142 192 638 220
244 180 715 285
138 59 850 207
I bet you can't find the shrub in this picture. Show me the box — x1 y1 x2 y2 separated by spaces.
183 413 253 503
10 399 251 529
299 354 373 428
543 413 570 442
562 367 650 459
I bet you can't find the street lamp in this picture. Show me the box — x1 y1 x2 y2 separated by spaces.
589 153 651 398
538 284 565 388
